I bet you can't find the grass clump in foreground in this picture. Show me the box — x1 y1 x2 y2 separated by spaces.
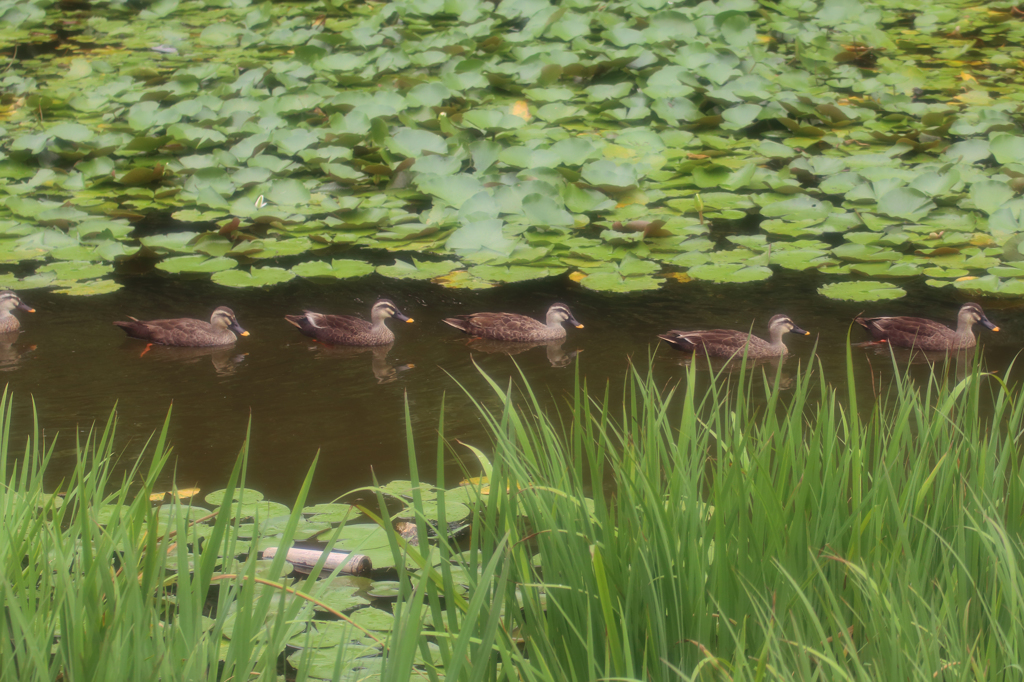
384 351 1024 681
3 349 1024 681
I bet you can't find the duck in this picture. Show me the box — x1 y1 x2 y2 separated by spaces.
443 303 583 342
658 314 810 358
0 291 34 333
285 299 413 346
854 302 998 350
114 306 248 347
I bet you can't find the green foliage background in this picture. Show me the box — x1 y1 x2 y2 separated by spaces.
2 0 1024 299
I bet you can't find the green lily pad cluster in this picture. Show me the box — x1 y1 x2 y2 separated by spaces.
4 0 1024 298
159 479 480 679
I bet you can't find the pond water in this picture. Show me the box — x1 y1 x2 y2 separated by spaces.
10 272 1021 503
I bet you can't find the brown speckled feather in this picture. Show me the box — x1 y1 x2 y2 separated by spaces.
658 314 809 359
444 303 583 343
114 307 247 347
854 302 998 351
658 330 779 358
285 312 392 346
285 300 412 347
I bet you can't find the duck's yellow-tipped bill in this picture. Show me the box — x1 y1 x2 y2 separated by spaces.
575 323 584 329
240 331 250 336
992 326 1000 332
406 318 415 323
26 308 35 313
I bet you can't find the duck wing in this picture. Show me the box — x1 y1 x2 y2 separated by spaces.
444 312 545 337
114 317 209 345
854 315 953 344
286 311 373 342
659 329 768 356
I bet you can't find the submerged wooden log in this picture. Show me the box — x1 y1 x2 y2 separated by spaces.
262 546 372 575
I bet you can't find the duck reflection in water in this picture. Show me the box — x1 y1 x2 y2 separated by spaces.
0 331 36 371
123 343 248 376
855 342 977 382
661 351 797 389
301 341 414 384
454 337 581 368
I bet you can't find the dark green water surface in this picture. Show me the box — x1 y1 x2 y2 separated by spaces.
9 273 1021 502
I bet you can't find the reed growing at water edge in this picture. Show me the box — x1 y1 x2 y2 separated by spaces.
2 346 1024 681
0 399 362 681
383 350 1024 681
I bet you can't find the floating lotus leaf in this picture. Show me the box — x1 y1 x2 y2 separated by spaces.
156 255 237 274
468 264 565 283
760 195 832 222
211 267 295 289
849 261 922 278
8 0 1024 303
953 275 1024 298
290 621 376 652
218 500 291 521
944 139 991 164
461 109 527 132
140 233 201 254
386 128 447 158
581 159 638 191
335 524 391 551
579 271 661 292
377 258 461 280
378 480 438 501
522 194 574 227
237 515 330 540
48 245 103 262
415 174 486 209
832 243 904 262
37 261 113 281
876 187 936 221
445 219 517 257
416 500 470 523
769 249 835 271
817 281 907 302
988 133 1024 165
721 103 762 130
206 488 264 506
315 584 372 614
349 607 395 632
366 581 402 599
244 238 315 259
51 279 123 296
287 643 382 681
264 179 311 207
291 259 375 280
970 180 1014 216
686 263 772 283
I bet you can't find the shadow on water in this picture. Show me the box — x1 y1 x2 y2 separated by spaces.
7 270 1021 503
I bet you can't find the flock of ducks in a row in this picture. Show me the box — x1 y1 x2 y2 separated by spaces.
0 290 1002 357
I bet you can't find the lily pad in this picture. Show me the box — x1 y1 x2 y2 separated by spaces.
377 259 461 280
211 267 295 289
817 281 907 302
579 271 661 292
37 261 113 281
51 279 123 296
156 256 237 274
686 263 772 283
953 275 1024 298
291 260 375 280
